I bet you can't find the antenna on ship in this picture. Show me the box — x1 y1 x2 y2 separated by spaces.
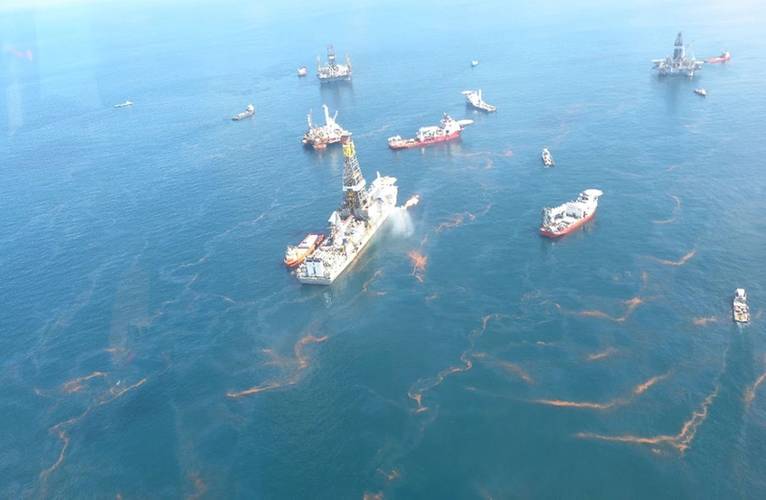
340 134 369 217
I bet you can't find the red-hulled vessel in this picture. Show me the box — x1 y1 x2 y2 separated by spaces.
388 114 473 150
540 189 603 238
706 51 731 64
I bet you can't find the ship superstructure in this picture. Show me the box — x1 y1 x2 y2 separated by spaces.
317 45 352 82
388 114 474 149
540 189 603 238
302 105 350 150
462 89 496 112
296 135 398 285
652 32 703 77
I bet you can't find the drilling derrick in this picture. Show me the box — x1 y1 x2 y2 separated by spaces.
340 134 369 219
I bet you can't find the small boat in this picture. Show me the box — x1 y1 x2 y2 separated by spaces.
284 233 325 268
232 104 255 121
733 288 751 323
706 51 731 64
297 66 308 77
471 60 480 67
114 101 133 108
541 148 555 167
694 88 707 97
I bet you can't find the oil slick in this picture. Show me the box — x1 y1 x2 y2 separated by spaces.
407 251 428 283
745 355 766 406
652 195 681 224
586 347 618 362
533 373 669 411
41 378 147 481
651 249 696 267
559 296 648 323
576 383 719 454
226 335 328 399
408 314 504 413
62 371 107 393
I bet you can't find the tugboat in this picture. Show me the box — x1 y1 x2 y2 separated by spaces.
541 148 555 167
733 288 751 323
540 189 603 238
232 104 255 121
114 100 133 108
462 89 496 112
694 88 707 97
317 45 352 82
296 135 398 285
302 105 350 150
388 114 474 150
652 32 704 78
284 233 325 268
297 66 308 77
706 51 731 64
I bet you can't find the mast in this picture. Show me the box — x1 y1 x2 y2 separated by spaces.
673 32 685 61
340 134 368 218
327 44 337 70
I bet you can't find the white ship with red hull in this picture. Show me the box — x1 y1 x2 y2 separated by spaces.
540 189 603 238
388 114 473 150
707 51 731 64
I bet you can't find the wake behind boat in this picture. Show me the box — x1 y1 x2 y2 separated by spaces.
462 89 496 112
114 100 133 108
388 114 473 150
540 189 603 238
232 104 255 121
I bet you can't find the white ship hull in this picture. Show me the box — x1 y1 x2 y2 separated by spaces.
296 205 394 285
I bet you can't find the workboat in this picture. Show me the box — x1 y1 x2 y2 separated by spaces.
462 89 496 112
232 104 255 121
694 88 707 97
540 189 603 238
316 45 352 82
302 105 349 150
733 288 750 323
388 114 473 150
706 51 731 64
114 101 133 108
471 60 480 67
284 233 324 268
296 135 398 285
541 148 555 167
297 66 308 77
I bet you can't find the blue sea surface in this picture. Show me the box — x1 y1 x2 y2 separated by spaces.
2 0 766 497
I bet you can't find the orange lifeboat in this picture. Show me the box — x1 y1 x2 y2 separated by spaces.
284 233 324 268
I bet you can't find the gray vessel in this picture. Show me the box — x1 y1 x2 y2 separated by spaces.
652 32 703 78
317 45 352 82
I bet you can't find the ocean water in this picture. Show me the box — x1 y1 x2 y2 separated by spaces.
2 0 766 497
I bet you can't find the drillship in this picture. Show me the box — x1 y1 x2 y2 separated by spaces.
302 105 350 150
296 135 398 285
652 32 703 77
317 45 352 82
388 114 474 150
540 189 603 238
